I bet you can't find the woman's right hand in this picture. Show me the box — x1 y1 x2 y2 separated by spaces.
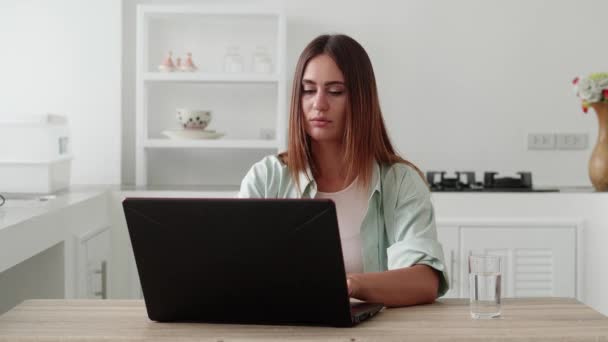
346 274 362 298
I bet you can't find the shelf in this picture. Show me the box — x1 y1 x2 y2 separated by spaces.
143 138 279 149
135 4 287 185
140 5 283 16
142 72 280 83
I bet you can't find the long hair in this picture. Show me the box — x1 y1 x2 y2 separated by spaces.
280 34 424 192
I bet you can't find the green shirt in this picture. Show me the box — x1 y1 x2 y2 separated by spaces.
238 155 449 297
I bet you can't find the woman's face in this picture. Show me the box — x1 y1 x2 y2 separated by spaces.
301 54 348 143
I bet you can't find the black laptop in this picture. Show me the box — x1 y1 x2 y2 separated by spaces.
122 198 384 327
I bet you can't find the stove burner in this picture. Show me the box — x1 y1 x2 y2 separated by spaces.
426 171 537 192
484 172 532 189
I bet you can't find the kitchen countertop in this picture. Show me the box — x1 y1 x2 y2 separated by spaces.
118 185 601 193
0 184 237 232
551 186 599 193
429 186 602 193
1 298 607 341
116 184 603 194
0 187 110 231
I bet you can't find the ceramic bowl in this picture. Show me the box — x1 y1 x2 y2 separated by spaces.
176 109 212 129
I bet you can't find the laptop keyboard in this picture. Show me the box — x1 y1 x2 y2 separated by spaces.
350 302 380 315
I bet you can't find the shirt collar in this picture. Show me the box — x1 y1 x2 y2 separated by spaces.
297 165 315 198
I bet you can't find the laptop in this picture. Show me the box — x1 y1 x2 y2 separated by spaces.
122 197 384 327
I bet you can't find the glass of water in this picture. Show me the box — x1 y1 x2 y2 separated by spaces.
468 255 502 319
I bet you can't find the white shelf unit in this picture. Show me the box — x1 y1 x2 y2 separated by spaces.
135 5 287 186
142 72 280 83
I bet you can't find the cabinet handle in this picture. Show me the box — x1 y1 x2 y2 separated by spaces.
450 249 455 289
94 261 107 299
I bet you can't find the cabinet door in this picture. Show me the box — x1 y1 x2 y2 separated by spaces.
461 226 576 298
77 227 110 299
436 225 459 298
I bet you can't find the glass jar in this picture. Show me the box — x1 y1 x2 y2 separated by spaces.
252 46 272 73
223 46 243 73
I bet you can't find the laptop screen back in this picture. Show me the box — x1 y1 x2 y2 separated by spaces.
123 198 355 326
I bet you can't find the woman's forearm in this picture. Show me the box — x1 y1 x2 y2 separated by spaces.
347 264 439 307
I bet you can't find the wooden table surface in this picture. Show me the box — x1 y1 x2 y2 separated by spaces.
1 298 607 341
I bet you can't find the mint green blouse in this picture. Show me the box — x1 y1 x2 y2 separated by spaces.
238 155 449 297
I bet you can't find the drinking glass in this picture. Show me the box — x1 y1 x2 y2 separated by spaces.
468 255 502 319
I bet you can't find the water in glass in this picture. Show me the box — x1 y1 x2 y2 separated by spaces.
469 271 501 319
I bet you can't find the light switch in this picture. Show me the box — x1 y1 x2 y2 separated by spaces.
528 133 556 150
556 133 588 150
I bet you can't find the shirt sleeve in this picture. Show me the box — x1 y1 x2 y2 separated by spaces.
385 167 450 298
238 156 281 198
237 159 268 198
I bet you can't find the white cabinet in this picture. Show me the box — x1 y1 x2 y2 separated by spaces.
61 191 112 300
461 226 575 298
436 220 582 300
135 5 287 186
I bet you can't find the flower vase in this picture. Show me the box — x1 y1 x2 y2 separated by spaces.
589 102 608 191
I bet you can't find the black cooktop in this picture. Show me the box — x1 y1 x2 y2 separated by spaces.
426 171 559 192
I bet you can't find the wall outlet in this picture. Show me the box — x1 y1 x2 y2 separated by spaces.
556 133 588 150
528 133 556 150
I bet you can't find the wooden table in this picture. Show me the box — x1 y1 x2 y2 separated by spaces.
1 298 607 341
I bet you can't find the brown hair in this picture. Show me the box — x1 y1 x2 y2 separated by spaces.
279 34 424 191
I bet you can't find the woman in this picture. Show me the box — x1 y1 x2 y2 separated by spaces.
239 34 448 307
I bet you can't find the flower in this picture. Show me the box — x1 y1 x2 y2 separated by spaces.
573 73 608 113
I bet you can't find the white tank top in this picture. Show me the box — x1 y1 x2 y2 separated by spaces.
315 178 369 273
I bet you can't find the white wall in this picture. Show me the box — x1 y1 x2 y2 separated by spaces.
122 0 608 187
0 0 122 186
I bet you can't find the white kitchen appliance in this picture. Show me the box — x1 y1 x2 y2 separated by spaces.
0 114 72 194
